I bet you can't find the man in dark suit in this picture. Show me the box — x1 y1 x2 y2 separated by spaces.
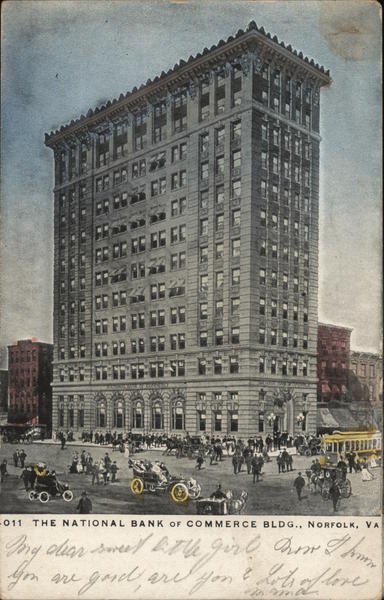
293 472 306 501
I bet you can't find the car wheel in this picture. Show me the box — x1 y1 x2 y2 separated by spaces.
28 491 36 501
170 482 189 504
39 491 50 503
62 490 73 502
188 485 201 500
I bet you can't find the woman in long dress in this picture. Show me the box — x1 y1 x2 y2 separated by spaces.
361 462 374 481
124 442 130 459
369 454 378 468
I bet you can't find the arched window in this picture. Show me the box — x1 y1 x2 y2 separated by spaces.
98 401 106 428
172 400 184 430
58 398 64 427
68 400 74 429
152 401 163 430
78 398 84 428
133 401 143 429
114 400 124 428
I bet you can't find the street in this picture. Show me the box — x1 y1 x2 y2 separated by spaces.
0 441 380 515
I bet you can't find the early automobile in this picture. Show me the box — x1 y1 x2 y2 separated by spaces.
28 462 74 504
129 459 201 503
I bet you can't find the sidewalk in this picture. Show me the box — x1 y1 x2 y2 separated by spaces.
31 439 297 456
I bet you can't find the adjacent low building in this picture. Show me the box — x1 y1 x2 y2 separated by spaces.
7 339 53 429
349 351 382 405
317 322 352 404
45 22 331 437
0 370 8 425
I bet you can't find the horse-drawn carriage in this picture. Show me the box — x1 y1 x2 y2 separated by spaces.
307 465 352 501
320 466 352 500
28 462 74 504
196 490 248 515
298 437 322 456
129 459 201 504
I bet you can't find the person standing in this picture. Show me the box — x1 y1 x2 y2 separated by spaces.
232 453 239 475
13 450 19 467
77 491 92 514
110 461 118 483
293 472 306 501
277 453 283 474
1 459 8 483
20 466 32 491
251 456 260 483
329 481 341 511
19 449 27 468
91 461 99 485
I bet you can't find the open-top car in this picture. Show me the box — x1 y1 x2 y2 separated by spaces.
28 462 74 504
129 458 201 503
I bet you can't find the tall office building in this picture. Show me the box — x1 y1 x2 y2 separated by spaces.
45 22 330 437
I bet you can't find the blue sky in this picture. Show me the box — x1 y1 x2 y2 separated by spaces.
0 0 381 366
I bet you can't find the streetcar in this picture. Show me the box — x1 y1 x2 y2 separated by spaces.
322 430 382 462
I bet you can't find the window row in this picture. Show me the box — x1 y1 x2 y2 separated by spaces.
258 356 309 377
258 328 308 348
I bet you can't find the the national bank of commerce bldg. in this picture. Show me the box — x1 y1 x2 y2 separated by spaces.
45 22 330 438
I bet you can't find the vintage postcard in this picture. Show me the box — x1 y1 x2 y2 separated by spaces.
0 1 382 599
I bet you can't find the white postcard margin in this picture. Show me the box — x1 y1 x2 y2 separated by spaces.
0 514 381 600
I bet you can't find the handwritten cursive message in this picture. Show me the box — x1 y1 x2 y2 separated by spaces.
0 516 381 599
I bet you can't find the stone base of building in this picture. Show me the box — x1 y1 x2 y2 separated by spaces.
52 379 317 438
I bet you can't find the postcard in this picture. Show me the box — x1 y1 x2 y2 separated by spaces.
0 1 382 598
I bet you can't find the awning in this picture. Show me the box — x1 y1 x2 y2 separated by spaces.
317 408 339 429
317 407 360 430
330 408 360 429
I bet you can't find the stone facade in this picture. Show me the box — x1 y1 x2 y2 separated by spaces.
45 22 330 437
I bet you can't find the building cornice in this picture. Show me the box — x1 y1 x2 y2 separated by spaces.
45 21 331 147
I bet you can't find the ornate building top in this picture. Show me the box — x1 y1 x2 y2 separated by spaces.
45 21 330 146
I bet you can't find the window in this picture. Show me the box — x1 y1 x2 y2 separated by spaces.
201 161 209 181
231 327 239 344
200 331 208 347
200 303 208 320
232 268 240 286
259 357 265 373
232 209 241 228
200 274 208 293
200 219 208 236
271 329 277 345
215 271 224 289
232 179 241 198
200 190 208 210
215 300 223 317
216 242 224 259
214 357 222 375
259 268 265 285
271 358 277 374
259 328 265 344
232 239 240 258
215 214 224 232
215 329 223 345
231 297 240 316
230 356 239 374
232 150 241 170
171 400 185 430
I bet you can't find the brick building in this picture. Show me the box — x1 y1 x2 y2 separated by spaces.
45 22 330 437
8 340 53 427
349 351 382 405
0 370 8 422
317 322 352 404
